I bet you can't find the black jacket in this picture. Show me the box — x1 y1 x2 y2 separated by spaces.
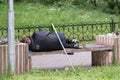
29 30 66 52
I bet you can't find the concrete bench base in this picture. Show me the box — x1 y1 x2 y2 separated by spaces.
92 51 112 66
31 51 91 70
86 44 113 66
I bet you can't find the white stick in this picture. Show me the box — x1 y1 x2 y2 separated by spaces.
51 23 75 71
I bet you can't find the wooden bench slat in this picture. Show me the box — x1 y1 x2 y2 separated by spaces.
29 48 90 56
85 44 112 51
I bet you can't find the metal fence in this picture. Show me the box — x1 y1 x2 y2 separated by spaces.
0 19 120 42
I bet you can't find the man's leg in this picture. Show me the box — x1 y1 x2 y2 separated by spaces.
66 39 79 43
66 38 81 48
66 39 73 44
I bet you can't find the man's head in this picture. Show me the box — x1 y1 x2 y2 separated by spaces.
20 37 31 44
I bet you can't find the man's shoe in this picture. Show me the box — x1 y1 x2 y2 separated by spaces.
71 39 80 43
73 43 83 49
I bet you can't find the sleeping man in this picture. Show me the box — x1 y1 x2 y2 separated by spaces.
20 30 80 52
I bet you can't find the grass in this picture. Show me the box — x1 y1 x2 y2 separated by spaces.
1 64 120 80
0 2 120 27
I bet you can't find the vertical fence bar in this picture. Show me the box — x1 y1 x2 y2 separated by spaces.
82 24 84 41
72 26 74 39
91 24 94 40
110 18 115 32
49 25 54 32
77 26 79 40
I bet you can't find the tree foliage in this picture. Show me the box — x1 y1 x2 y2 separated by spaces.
1 0 120 14
106 0 120 14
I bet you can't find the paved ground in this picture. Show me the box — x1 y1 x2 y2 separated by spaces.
31 51 91 70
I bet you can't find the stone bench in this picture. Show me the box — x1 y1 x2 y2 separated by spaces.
29 44 112 69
